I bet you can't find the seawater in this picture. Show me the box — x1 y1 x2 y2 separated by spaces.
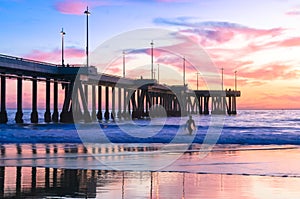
1 109 300 145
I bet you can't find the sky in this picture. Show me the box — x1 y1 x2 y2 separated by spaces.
1 0 300 109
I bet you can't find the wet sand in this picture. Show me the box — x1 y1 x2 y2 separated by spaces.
1 143 300 198
1 167 300 198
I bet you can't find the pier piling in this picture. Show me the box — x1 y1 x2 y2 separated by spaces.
52 81 59 122
104 86 109 120
0 75 7 123
44 78 51 122
97 86 102 120
30 77 38 123
15 76 23 123
91 85 96 120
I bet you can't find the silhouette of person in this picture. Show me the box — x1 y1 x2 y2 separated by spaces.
186 115 196 135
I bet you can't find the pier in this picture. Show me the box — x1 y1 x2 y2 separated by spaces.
0 53 240 124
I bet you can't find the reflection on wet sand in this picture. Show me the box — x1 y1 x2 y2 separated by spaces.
1 166 300 199
2 144 300 198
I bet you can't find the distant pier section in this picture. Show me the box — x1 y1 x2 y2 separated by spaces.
0 54 241 123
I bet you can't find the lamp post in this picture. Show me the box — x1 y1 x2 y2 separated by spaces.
60 28 65 67
123 51 126 78
183 56 186 86
196 72 200 90
150 40 154 79
157 64 160 84
234 70 237 91
84 7 91 67
221 67 224 91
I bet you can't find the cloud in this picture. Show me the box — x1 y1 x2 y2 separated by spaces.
54 0 114 15
275 37 300 47
154 17 245 29
154 17 284 46
24 47 85 64
54 0 190 14
130 48 176 59
239 63 299 81
285 10 300 16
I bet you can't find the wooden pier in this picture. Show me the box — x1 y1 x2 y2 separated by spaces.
0 54 241 123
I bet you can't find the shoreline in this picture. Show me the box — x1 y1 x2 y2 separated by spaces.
1 143 300 177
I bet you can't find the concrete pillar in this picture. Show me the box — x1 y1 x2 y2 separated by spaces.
136 89 143 118
232 96 237 114
123 88 127 118
77 81 91 123
221 97 226 114
140 90 146 118
91 85 96 120
228 96 232 114
52 81 59 122
145 91 150 117
111 87 115 120
97 86 102 120
131 90 137 119
84 84 88 105
83 84 90 119
15 77 23 123
31 77 38 123
0 75 8 123
128 90 131 118
118 87 122 119
204 96 209 115
211 97 215 113
104 86 110 120
199 96 203 115
60 83 69 122
44 78 51 122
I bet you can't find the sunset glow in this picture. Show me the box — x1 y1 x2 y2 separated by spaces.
1 0 300 109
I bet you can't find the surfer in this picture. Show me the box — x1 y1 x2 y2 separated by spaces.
186 115 196 135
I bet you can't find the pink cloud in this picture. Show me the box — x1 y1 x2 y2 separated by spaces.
276 37 300 47
155 19 284 46
54 0 112 15
285 10 300 16
179 26 283 47
239 63 299 81
24 47 85 64
104 67 122 75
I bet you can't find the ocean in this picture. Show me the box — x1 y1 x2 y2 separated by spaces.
1 109 300 145
1 109 300 198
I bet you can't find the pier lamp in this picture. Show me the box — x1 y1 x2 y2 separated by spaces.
60 28 66 67
196 72 200 90
157 64 160 84
151 41 154 79
234 70 237 91
221 67 224 91
84 7 91 67
183 56 186 86
123 51 126 78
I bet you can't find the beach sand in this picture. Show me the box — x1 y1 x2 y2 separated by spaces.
1 143 300 198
